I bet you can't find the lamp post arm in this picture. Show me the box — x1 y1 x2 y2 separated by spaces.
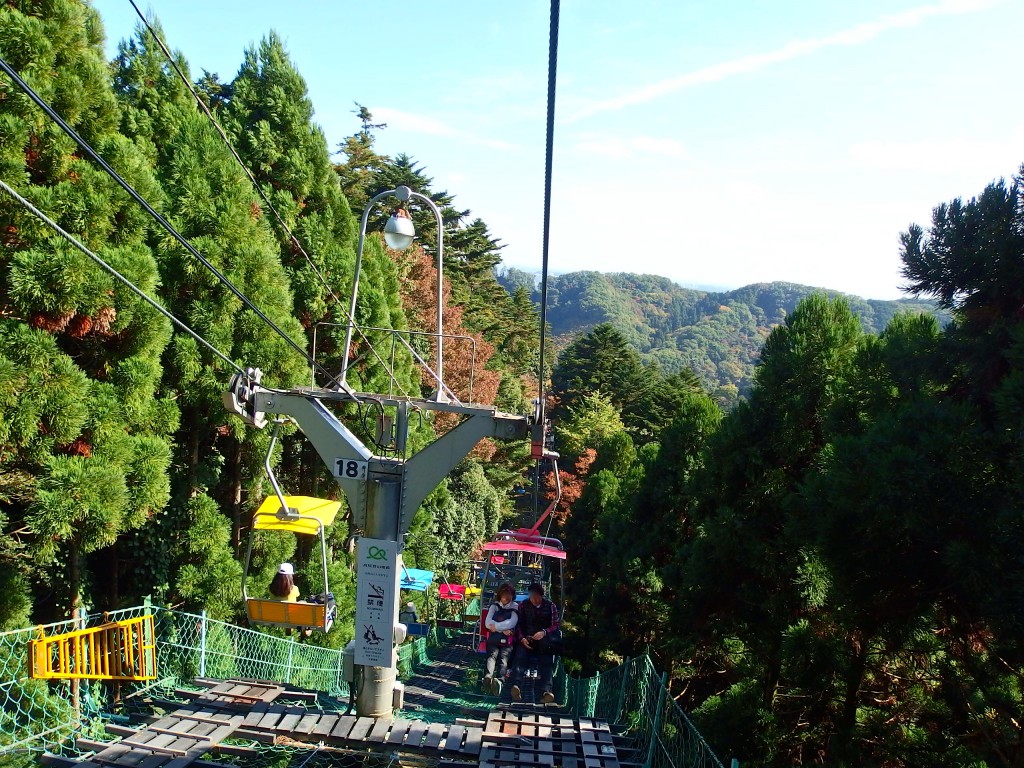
409 190 445 396
341 188 400 386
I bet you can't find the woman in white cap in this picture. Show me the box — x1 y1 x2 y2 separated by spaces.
269 562 299 602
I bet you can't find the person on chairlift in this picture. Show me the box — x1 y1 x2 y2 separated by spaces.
399 601 419 625
269 562 314 637
269 563 299 601
510 582 560 704
482 583 519 696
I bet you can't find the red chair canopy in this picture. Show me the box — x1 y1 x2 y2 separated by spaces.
438 583 466 600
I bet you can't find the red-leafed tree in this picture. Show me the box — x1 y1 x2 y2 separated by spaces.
390 243 501 444
545 448 595 523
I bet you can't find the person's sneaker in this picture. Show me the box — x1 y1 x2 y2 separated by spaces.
482 674 492 691
492 679 503 697
542 690 555 704
510 685 522 701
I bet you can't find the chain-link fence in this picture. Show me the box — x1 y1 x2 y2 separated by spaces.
0 604 348 759
1 605 725 768
130 607 347 696
0 612 95 760
557 656 725 768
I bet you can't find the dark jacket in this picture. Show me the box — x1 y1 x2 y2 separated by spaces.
516 597 559 647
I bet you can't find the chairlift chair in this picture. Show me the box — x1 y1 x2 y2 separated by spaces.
435 582 468 629
398 563 434 638
474 536 566 654
242 422 339 633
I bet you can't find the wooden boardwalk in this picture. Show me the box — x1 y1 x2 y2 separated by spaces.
480 710 621 768
43 677 624 768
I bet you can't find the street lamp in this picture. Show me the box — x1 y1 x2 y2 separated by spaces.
382 208 415 251
340 185 446 398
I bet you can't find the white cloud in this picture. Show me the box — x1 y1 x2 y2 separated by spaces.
572 134 689 159
440 171 469 186
848 134 1023 173
370 106 518 151
568 0 1004 122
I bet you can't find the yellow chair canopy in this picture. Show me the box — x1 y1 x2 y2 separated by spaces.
253 495 340 535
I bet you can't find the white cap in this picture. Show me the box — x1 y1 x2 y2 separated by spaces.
278 563 294 575
406 602 415 609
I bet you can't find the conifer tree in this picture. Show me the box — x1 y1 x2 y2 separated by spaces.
220 32 355 327
334 104 390 215
0 0 175 620
218 32 420 516
111 23 307 617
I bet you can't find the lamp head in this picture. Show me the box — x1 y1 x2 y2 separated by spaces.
384 208 415 250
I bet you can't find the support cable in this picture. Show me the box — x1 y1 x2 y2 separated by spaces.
536 0 560 417
0 53 354 395
126 1 413 399
531 0 560 526
0 178 243 374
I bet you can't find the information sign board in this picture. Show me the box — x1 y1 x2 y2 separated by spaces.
354 537 399 667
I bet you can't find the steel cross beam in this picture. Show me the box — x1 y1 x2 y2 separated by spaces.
249 387 529 717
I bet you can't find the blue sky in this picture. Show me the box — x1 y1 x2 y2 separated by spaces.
92 0 1023 300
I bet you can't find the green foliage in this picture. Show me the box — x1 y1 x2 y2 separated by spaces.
172 494 244 621
335 127 539 377
554 392 625 457
0 1 175 621
5 6 1024 768
551 322 703 446
551 323 647 421
219 32 356 326
549 168 1024 767
109 22 315 614
428 460 502 573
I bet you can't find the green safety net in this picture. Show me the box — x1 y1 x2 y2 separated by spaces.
0 604 348 764
0 603 724 768
558 655 725 768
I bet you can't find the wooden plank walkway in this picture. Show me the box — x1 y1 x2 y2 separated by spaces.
478 710 621 768
43 679 622 768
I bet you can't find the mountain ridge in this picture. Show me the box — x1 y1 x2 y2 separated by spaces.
497 268 947 403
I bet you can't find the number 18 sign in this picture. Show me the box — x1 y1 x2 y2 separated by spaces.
334 458 368 480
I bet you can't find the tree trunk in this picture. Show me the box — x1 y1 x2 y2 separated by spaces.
228 438 243 556
109 540 119 608
762 642 782 708
831 630 870 761
68 539 81 615
186 412 201 491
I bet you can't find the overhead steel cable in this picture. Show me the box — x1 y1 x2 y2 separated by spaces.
0 178 243 374
126 1 412 398
0 53 355 396
537 0 560 420
531 0 560 526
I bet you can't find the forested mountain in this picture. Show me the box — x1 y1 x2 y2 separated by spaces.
498 269 947 404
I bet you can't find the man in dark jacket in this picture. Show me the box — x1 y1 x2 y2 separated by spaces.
510 582 560 703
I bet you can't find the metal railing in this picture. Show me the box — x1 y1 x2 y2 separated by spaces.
312 321 479 403
0 604 347 757
557 656 725 768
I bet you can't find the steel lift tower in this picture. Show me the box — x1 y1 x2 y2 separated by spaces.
225 186 537 717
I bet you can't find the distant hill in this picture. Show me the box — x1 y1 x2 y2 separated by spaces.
496 268 949 403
